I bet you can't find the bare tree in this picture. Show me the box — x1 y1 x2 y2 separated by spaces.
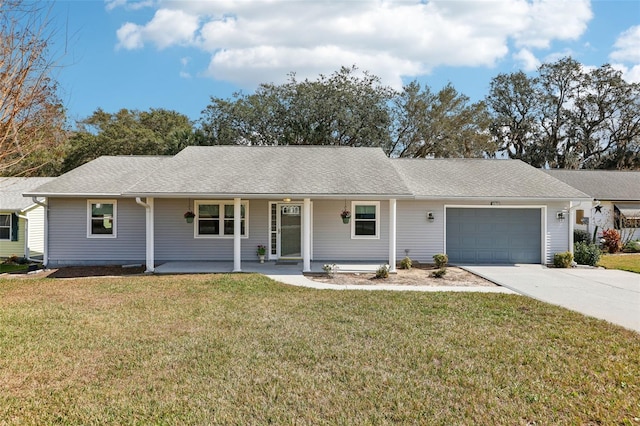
0 0 66 176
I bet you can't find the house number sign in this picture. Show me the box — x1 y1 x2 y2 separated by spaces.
281 205 300 215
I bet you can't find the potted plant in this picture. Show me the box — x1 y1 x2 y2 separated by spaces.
340 208 351 224
184 210 195 223
257 244 267 263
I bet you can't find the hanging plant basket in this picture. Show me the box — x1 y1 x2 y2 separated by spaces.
184 210 195 223
341 216 351 224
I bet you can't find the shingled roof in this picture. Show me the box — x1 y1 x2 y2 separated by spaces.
24 146 592 201
24 156 168 197
124 146 412 198
393 158 590 200
0 177 54 211
544 169 640 201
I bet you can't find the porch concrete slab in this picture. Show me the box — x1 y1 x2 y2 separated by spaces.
463 264 640 333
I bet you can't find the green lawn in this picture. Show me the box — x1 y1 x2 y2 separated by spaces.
598 253 640 273
0 264 28 273
0 274 638 424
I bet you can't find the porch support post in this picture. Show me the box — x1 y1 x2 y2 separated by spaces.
233 197 242 272
303 198 311 272
146 197 154 273
135 197 154 273
389 198 397 273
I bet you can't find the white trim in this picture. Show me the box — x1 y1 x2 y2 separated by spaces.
269 201 313 261
87 199 117 239
443 204 547 265
389 199 397 272
303 198 311 272
0 212 11 241
233 198 242 272
351 201 380 239
193 200 249 239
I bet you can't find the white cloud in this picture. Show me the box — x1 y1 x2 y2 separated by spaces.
610 25 640 63
114 0 594 87
611 63 640 84
116 22 144 50
105 0 155 12
513 48 541 71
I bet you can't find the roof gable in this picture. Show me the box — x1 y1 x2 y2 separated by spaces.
544 169 640 201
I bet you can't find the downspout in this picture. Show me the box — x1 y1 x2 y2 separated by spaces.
31 197 48 267
135 197 155 273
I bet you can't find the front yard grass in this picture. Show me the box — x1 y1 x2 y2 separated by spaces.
0 264 28 273
598 253 640 273
0 274 638 424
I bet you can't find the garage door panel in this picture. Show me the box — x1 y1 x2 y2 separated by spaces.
446 208 541 264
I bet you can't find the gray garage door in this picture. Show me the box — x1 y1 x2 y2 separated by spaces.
446 208 541 264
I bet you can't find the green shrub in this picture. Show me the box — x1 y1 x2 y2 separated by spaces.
400 257 412 270
433 253 448 268
553 251 573 268
573 229 591 244
601 229 622 253
430 268 447 278
375 264 390 279
574 242 601 266
623 240 640 253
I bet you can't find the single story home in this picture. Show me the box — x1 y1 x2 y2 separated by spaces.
24 146 590 272
0 177 54 260
544 170 640 242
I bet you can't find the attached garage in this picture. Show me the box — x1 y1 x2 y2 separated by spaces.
446 207 542 264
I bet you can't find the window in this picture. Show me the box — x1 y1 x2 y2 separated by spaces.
87 200 116 238
195 201 248 238
351 201 380 239
0 213 10 240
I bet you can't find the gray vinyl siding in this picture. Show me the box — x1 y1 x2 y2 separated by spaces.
546 202 569 263
154 198 270 262
48 198 146 266
312 200 389 261
396 201 445 263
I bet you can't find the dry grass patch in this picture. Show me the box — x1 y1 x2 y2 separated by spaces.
0 274 638 424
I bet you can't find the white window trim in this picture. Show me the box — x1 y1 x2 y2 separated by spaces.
194 200 249 239
351 201 380 240
87 199 117 238
0 213 11 241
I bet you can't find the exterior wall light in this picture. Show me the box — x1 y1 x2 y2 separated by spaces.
427 211 435 222
283 198 291 202
556 210 567 221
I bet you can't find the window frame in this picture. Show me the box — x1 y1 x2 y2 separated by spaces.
0 213 11 241
194 200 249 239
350 201 380 239
87 200 117 238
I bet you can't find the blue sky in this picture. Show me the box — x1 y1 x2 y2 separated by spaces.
49 0 640 124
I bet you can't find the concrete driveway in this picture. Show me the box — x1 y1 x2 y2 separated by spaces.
463 265 640 333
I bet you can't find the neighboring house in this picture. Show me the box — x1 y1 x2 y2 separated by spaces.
545 170 640 242
24 146 589 272
0 177 54 260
